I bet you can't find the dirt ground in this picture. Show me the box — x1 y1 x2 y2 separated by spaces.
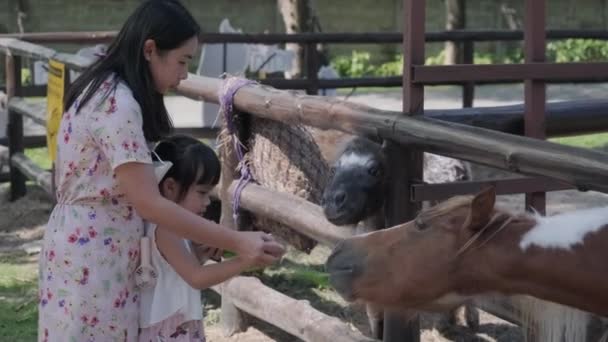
2 181 608 342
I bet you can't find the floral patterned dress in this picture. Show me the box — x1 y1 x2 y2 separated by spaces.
38 75 152 342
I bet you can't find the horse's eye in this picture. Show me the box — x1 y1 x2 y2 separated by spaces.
414 218 428 231
368 164 381 177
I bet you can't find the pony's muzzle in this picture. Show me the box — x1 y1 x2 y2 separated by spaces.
326 239 365 301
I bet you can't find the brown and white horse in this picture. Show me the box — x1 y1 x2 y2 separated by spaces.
326 186 608 341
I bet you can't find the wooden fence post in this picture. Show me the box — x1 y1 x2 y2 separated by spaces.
378 1 426 341
218 141 248 336
462 41 474 108
218 111 255 336
305 43 319 95
6 53 26 200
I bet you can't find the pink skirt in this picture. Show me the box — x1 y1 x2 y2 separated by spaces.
139 312 205 342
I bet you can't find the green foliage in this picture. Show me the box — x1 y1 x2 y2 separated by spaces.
21 68 32 86
374 54 403 77
331 51 377 77
331 38 608 78
547 39 608 62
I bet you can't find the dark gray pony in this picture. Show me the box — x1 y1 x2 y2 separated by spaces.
321 136 478 339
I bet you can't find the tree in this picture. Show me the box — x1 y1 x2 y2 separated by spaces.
278 0 316 78
444 0 466 65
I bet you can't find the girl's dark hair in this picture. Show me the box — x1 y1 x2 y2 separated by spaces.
154 134 220 201
65 0 200 142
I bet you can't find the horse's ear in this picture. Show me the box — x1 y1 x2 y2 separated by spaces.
463 186 496 232
380 139 389 152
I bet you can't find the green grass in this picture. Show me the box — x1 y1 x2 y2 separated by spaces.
550 132 608 149
0 254 39 341
262 264 330 290
24 148 52 170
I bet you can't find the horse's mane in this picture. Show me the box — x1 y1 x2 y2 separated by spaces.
418 195 473 219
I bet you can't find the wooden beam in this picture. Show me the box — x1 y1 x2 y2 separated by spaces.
523 0 547 214
0 39 94 72
0 135 47 148
8 98 47 127
0 38 56 60
218 124 247 335
384 0 425 339
177 74 608 195
5 29 608 45
211 275 377 342
53 52 92 72
412 63 608 84
10 153 52 195
0 31 116 44
427 99 608 137
7 54 27 201
411 177 572 202
226 181 355 247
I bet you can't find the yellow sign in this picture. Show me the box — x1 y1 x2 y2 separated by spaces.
46 59 65 162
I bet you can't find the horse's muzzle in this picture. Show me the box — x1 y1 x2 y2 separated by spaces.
325 239 366 301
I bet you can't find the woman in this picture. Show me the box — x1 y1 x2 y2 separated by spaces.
38 1 284 341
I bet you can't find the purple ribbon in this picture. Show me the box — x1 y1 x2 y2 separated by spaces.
218 77 257 222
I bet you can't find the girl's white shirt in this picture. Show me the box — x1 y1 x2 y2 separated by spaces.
139 222 203 328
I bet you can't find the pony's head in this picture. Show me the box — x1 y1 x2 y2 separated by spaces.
321 137 388 225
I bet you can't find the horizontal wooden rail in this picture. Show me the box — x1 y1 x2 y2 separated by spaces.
177 74 608 193
427 99 608 137
53 52 92 72
11 153 52 194
0 38 55 59
227 181 355 247
8 98 47 127
5 29 608 44
211 275 376 342
0 38 92 71
411 177 573 202
0 135 47 148
413 63 608 84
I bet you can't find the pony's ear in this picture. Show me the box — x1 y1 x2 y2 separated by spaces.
380 139 388 152
463 186 496 232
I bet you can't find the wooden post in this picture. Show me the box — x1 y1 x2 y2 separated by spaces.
377 1 426 341
218 136 248 336
218 111 255 336
462 41 474 108
523 0 546 214
6 54 26 200
305 42 319 95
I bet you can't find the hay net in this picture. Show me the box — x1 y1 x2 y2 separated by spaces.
218 76 330 253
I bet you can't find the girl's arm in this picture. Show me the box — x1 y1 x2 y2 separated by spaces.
115 162 284 263
155 224 258 290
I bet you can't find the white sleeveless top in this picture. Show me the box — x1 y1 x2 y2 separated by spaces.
139 222 203 328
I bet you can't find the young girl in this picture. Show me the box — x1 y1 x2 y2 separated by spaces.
38 1 284 341
139 135 261 341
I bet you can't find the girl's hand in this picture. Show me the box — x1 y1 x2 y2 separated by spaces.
236 231 285 265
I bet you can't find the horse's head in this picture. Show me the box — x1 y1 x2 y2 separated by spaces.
326 187 500 311
321 137 388 225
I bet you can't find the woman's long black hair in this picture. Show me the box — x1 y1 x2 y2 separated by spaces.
64 0 200 142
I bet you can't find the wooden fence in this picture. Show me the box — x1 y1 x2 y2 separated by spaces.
3 21 608 342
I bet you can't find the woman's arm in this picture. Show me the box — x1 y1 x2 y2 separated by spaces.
155 225 259 290
116 162 284 263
